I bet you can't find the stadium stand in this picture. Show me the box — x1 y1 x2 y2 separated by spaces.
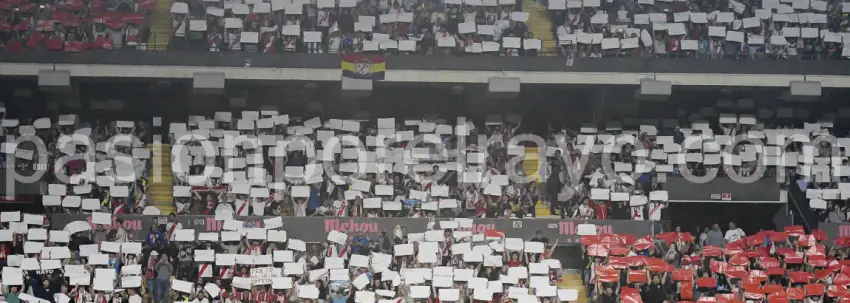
0 206 847 303
0 72 848 303
2 0 848 58
0 108 155 216
546 0 850 59
3 88 849 222
0 0 154 51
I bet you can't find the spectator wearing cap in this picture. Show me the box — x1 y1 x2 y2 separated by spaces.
144 250 159 303
351 231 370 256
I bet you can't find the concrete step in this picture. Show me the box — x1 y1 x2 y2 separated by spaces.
535 204 555 217
151 194 174 203
559 274 589 303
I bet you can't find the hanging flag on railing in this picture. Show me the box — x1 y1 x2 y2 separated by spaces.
341 53 385 81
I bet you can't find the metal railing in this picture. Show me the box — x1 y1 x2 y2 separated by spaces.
114 31 846 61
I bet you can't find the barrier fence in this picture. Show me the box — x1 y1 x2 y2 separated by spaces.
51 215 670 245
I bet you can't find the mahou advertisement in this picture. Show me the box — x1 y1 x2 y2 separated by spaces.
50 215 666 245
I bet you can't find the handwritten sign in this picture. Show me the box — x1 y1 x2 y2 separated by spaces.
250 267 278 285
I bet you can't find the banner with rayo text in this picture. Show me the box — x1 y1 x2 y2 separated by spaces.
49 215 667 246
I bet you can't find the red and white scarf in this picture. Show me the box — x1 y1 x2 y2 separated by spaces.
204 198 216 215
230 35 241 50
264 36 277 53
146 256 157 279
208 33 219 50
134 193 145 209
113 199 125 215
441 237 452 256
75 291 86 303
570 13 581 26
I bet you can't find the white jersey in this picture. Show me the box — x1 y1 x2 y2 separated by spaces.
218 266 235 279
198 262 213 278
333 200 348 217
647 202 665 221
251 201 266 216
725 228 746 243
234 198 250 216
167 221 183 241
574 204 593 219
630 205 645 221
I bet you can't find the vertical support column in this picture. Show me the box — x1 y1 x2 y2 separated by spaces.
591 89 605 125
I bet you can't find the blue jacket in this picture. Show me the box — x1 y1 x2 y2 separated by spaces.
352 236 369 254
145 230 166 248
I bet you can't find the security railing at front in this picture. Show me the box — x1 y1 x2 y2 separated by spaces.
131 32 845 61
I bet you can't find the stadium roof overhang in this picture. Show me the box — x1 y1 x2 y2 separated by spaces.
2 52 850 88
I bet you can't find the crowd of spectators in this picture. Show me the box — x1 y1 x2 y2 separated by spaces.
0 211 569 303
547 0 850 59
170 0 540 54
15 95 846 225
580 222 850 303
3 202 850 303
0 107 155 216
162 98 850 223
0 0 152 52
4 0 849 59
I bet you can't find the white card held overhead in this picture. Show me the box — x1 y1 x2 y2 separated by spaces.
649 190 669 201
1 211 20 222
91 212 111 225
